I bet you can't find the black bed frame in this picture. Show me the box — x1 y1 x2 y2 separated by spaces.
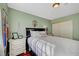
26 28 45 56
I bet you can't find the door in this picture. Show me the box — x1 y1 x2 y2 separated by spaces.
52 20 73 39
0 9 5 56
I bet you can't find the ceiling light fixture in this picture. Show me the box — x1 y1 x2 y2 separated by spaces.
52 3 60 8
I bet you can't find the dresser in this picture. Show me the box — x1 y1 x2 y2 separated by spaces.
9 38 26 56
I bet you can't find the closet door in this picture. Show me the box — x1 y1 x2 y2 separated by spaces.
1 9 8 55
60 20 73 38
52 20 73 39
0 9 5 56
52 23 61 36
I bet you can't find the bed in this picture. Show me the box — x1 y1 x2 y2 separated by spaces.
26 28 79 56
26 28 55 56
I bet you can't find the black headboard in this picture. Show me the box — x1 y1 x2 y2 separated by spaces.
26 28 45 38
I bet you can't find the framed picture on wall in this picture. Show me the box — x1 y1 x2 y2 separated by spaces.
12 32 19 39
32 20 38 27
18 35 23 39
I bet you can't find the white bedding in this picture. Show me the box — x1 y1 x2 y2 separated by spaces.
28 36 55 56
28 36 79 56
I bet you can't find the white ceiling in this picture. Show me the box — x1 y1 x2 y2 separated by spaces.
8 3 79 20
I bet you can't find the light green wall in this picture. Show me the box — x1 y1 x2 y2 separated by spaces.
0 3 7 9
73 14 79 41
51 13 79 41
8 8 52 37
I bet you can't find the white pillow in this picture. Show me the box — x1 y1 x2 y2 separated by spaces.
30 31 40 37
30 31 47 37
39 31 47 37
39 31 46 35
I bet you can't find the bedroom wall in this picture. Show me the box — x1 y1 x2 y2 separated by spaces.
8 8 52 38
51 13 79 41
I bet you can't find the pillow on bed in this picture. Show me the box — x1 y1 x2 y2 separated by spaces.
38 31 47 36
30 31 47 37
30 31 40 37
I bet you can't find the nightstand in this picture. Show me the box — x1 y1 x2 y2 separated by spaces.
9 38 26 56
